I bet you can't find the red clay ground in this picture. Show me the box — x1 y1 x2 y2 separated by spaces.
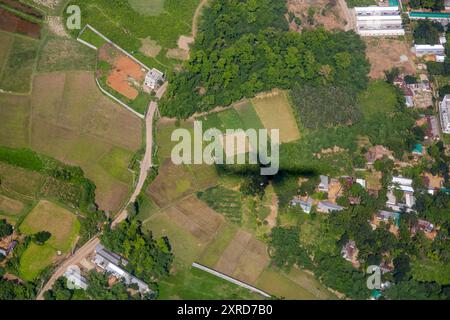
106 55 145 100
0 8 41 39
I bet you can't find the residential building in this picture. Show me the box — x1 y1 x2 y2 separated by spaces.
354 6 404 37
387 176 416 210
93 244 151 294
317 201 344 213
64 267 88 290
341 240 358 264
376 210 401 227
426 115 440 140
440 95 450 134
144 68 164 90
290 197 313 214
318 175 329 193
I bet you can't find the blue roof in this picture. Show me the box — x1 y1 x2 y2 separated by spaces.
371 290 382 299
410 11 450 18
389 0 399 6
412 144 423 154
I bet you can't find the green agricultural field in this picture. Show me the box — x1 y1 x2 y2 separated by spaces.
142 210 205 264
358 80 398 118
128 0 165 16
158 264 262 300
235 101 264 131
19 200 80 281
99 147 135 184
67 0 200 68
135 194 160 222
37 36 97 72
198 223 238 267
28 71 143 212
0 32 14 75
256 267 336 300
0 35 39 93
78 26 107 49
197 186 242 224
252 90 301 143
0 162 45 199
0 94 31 148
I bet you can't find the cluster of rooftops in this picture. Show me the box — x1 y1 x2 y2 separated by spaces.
64 244 152 294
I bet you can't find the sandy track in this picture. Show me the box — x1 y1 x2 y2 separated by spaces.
36 102 158 299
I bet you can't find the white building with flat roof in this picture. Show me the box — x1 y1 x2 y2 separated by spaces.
354 6 405 37
414 44 445 57
440 95 450 134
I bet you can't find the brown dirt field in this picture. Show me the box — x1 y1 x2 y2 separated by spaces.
139 37 161 58
106 56 145 100
1 0 44 19
214 229 270 285
30 71 142 212
178 35 194 51
288 0 346 31
0 195 24 215
146 159 197 207
163 201 223 245
0 8 41 39
365 38 416 79
166 48 189 61
46 16 68 37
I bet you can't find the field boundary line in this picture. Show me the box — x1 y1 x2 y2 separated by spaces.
95 78 144 119
192 262 271 298
83 24 151 71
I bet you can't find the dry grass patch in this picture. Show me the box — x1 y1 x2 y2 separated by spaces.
365 38 416 79
0 195 24 215
140 37 162 58
252 90 300 143
214 229 269 285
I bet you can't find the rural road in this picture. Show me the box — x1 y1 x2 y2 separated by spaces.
192 0 209 38
338 0 356 32
36 102 157 299
36 237 100 300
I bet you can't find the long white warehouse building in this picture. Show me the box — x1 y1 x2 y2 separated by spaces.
355 6 405 37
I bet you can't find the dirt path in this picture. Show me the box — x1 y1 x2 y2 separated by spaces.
112 101 157 228
36 237 100 300
337 0 355 32
192 0 208 38
36 101 158 299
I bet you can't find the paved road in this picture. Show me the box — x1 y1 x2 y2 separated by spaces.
36 102 158 300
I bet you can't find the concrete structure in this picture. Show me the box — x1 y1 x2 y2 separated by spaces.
409 11 450 25
341 240 357 262
387 176 416 210
317 201 345 213
290 197 313 214
376 210 401 227
414 44 445 57
440 95 450 134
144 68 164 90
318 175 329 192
354 6 404 37
64 267 88 290
93 244 151 294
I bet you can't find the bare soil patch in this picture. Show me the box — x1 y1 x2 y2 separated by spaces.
166 48 189 61
46 16 68 38
139 37 162 58
0 8 41 39
365 38 416 79
106 55 145 100
215 229 270 285
288 0 346 31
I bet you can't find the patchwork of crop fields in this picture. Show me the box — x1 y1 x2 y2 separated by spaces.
68 0 201 69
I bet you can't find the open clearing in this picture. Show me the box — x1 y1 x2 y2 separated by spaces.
0 34 39 93
358 80 398 118
19 200 80 280
252 90 301 143
213 229 270 285
288 0 346 31
0 195 24 215
0 94 31 148
29 71 142 212
365 38 416 79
